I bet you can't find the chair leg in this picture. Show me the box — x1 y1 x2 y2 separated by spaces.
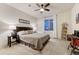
68 44 71 50
70 48 75 55
68 45 70 50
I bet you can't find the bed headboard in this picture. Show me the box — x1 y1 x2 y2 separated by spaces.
16 27 33 32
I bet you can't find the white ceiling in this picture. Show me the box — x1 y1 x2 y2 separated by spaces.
7 3 74 19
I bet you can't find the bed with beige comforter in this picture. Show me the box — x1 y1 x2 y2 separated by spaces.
19 33 50 51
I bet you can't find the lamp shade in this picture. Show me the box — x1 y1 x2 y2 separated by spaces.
31 24 37 31
9 25 16 30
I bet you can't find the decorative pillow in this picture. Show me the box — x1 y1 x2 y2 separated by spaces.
27 30 33 34
17 31 25 35
17 30 34 35
24 31 29 34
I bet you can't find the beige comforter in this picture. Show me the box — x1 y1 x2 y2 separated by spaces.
19 33 50 49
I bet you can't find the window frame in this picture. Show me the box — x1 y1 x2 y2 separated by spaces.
44 19 53 31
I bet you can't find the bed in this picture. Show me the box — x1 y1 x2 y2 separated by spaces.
16 27 50 51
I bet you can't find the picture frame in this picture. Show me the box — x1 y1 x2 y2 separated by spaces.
76 13 79 24
19 19 30 24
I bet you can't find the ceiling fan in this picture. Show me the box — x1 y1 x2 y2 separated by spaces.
34 3 50 13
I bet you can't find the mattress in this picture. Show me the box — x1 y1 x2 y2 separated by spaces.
19 33 50 49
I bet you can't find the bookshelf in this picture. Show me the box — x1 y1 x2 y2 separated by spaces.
61 23 68 40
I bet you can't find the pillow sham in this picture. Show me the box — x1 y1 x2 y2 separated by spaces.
17 31 26 35
27 30 33 34
17 30 35 35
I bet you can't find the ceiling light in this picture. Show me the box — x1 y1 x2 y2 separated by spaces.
40 8 44 12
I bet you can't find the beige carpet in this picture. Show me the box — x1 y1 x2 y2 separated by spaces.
0 39 70 55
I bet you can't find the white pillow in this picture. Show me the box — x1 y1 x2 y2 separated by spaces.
24 31 29 34
17 31 25 35
27 30 33 34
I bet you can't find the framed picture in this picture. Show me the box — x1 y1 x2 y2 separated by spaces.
76 13 79 24
19 19 30 24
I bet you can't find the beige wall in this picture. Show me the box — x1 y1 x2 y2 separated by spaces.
0 21 9 33
57 3 79 39
71 4 79 33
36 11 72 39
57 11 72 39
36 15 57 39
56 4 79 39
0 4 36 25
0 4 37 33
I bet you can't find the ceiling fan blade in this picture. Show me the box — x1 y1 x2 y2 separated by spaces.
45 3 50 7
34 9 40 11
41 4 44 8
36 4 40 7
44 9 50 11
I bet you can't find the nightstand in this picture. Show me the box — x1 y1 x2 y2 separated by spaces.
8 35 20 47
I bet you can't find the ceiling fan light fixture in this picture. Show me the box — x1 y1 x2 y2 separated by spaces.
40 8 44 12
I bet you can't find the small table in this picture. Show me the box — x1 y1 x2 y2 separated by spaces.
8 35 20 47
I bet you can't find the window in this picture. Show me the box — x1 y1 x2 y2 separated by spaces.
44 19 53 31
